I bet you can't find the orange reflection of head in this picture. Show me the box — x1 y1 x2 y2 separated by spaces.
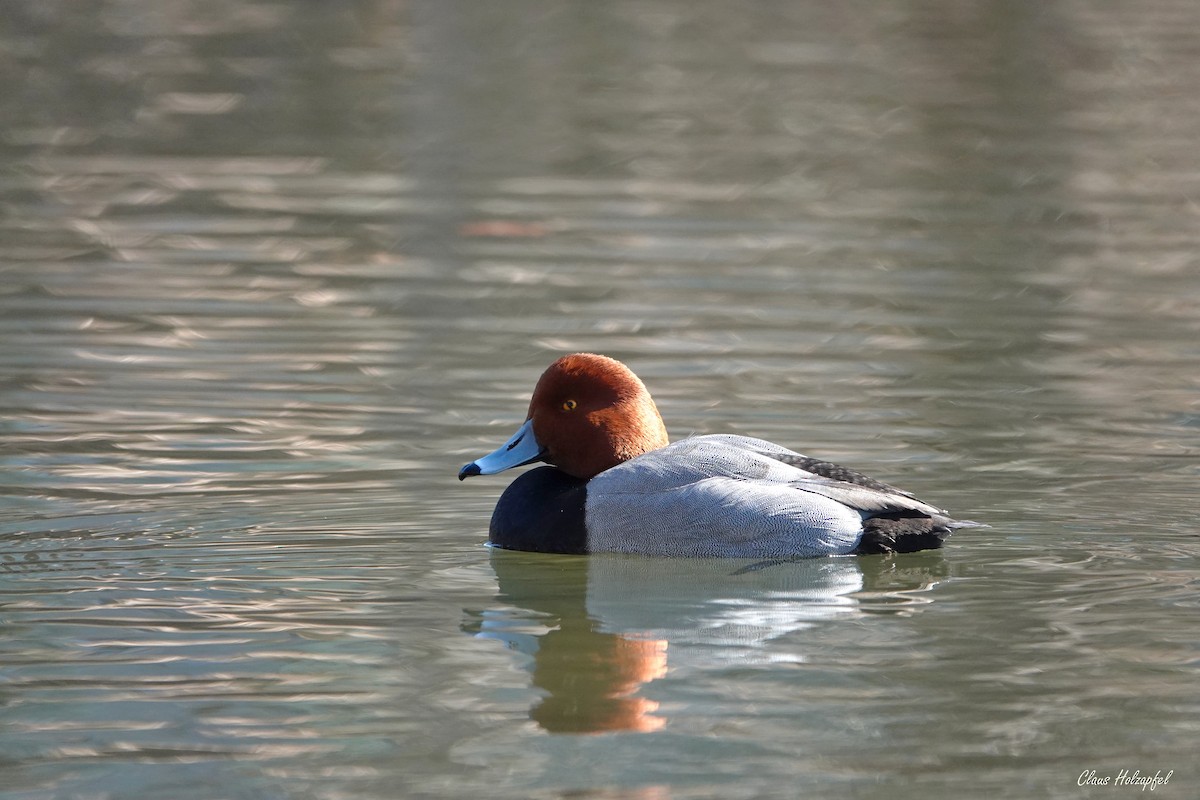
531 636 669 734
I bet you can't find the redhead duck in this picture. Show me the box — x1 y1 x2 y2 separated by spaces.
458 353 983 557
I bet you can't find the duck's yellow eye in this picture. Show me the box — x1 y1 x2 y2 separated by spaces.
561 399 578 411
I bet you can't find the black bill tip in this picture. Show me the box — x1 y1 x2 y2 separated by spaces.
458 462 481 481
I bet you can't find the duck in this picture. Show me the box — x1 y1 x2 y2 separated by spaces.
458 353 983 558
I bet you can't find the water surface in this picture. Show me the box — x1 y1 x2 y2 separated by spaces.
1 2 1197 799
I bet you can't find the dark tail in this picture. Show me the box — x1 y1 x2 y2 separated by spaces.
853 512 987 556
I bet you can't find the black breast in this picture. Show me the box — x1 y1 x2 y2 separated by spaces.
488 466 589 554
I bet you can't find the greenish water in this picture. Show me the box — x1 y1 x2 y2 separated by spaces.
1 2 1197 799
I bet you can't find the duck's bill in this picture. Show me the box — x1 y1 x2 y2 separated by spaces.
458 418 546 480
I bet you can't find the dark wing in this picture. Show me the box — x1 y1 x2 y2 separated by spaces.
771 453 919 498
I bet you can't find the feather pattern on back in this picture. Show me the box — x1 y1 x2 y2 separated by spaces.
583 434 952 558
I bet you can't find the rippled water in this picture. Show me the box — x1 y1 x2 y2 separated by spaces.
2 2 1198 799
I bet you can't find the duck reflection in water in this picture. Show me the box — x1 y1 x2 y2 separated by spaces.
527 620 668 733
465 549 948 734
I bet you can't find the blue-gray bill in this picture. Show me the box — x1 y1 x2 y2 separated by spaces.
458 418 545 480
